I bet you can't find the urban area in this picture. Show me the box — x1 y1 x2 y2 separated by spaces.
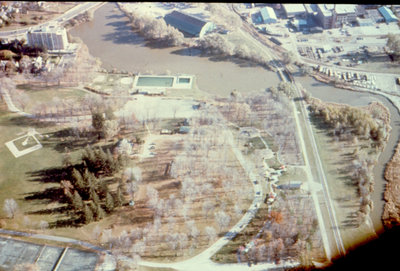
0 2 400 271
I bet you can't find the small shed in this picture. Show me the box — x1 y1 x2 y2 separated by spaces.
277 181 303 190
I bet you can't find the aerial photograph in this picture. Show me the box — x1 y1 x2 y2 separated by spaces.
1 2 400 270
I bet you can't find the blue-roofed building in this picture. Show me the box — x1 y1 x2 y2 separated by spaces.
259 6 277 24
289 18 308 31
164 10 215 38
378 6 398 23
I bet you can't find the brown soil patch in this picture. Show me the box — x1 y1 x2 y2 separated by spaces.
383 142 400 229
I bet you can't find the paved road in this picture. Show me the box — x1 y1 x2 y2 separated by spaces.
291 76 346 258
139 124 279 270
0 2 104 38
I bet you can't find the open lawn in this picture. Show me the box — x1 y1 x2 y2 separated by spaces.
311 119 379 251
308 102 388 251
16 85 87 114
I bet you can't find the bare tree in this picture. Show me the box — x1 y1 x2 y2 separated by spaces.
3 198 18 218
205 226 217 243
166 232 179 250
103 119 120 141
202 201 215 219
146 186 159 209
178 232 188 251
214 210 231 232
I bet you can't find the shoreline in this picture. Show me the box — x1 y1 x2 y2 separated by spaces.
310 72 400 234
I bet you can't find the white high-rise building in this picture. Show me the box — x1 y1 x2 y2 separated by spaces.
27 24 69 51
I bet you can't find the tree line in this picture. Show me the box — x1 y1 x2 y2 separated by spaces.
308 99 387 147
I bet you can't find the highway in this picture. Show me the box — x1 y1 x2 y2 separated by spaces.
0 2 104 38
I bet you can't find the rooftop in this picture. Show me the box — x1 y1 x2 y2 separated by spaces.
164 10 209 37
282 4 306 14
334 4 357 15
260 6 277 21
378 6 398 21
317 4 332 17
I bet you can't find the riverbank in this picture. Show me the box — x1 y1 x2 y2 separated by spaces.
307 70 400 235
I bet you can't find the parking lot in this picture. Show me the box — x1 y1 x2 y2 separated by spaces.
0 237 99 271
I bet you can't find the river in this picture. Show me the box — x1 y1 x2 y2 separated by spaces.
69 2 400 235
69 3 280 97
296 76 400 234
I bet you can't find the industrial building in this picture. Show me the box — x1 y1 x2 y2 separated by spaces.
378 6 398 23
316 4 333 29
289 18 308 31
332 4 357 28
27 24 69 51
164 10 215 38
365 9 385 23
282 4 306 18
357 18 374 27
259 6 277 24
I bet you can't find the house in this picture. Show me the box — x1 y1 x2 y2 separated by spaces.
378 6 398 23
259 6 277 24
164 10 215 38
178 126 190 134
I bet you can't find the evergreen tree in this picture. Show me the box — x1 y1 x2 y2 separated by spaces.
90 187 100 205
71 168 85 191
92 112 105 132
96 147 108 173
64 190 73 204
96 204 106 220
105 192 115 213
98 179 108 198
115 186 124 207
106 148 117 173
83 168 95 188
72 191 84 210
83 203 94 224
82 145 96 172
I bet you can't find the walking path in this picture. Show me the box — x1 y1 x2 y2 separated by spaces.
138 126 298 270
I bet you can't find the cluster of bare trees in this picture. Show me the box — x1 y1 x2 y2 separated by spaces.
240 195 321 264
196 34 271 68
309 99 387 147
348 156 376 225
121 6 185 46
205 3 242 30
218 89 302 165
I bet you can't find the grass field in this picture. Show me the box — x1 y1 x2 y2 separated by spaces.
16 85 87 113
